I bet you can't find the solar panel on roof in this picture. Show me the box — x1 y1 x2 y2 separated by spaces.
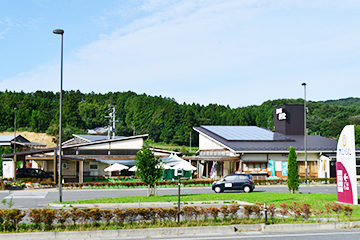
202 126 274 141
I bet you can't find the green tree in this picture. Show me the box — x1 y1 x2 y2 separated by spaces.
135 142 164 196
287 146 299 194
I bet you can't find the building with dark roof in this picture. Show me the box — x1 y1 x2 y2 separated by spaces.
192 105 360 180
0 134 46 151
2 134 176 182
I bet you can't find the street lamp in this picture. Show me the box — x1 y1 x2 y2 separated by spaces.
301 82 307 183
14 107 17 154
53 29 64 202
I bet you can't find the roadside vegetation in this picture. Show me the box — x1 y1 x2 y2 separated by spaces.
0 193 359 234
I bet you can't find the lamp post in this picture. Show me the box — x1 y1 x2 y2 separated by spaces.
13 107 17 154
53 29 64 202
301 83 307 183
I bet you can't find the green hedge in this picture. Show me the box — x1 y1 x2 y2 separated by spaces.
0 201 354 233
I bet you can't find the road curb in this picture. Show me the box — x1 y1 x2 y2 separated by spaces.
1 221 360 240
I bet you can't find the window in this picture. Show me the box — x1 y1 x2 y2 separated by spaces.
261 163 267 171
224 175 237 181
90 164 98 170
237 175 248 180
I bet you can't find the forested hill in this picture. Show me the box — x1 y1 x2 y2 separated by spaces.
1 90 360 146
320 97 360 107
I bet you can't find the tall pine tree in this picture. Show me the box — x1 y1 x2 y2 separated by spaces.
287 146 299 194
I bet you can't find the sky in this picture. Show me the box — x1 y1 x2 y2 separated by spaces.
1 0 360 108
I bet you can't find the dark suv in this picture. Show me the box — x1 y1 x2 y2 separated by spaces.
212 173 255 193
16 168 53 180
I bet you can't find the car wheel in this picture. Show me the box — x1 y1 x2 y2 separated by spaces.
214 186 222 193
243 186 251 193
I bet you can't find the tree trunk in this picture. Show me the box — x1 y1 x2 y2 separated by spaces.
147 184 157 196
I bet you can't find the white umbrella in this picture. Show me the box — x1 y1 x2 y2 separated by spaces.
128 166 137 172
104 163 129 172
170 161 197 171
129 163 164 172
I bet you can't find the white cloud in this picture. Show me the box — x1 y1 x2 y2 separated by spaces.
2 0 360 107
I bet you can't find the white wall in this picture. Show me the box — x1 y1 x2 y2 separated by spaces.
76 138 143 150
199 134 224 150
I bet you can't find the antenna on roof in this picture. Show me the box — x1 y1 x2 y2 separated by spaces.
105 105 119 139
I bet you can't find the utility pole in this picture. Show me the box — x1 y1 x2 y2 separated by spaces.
189 132 192 152
105 105 118 139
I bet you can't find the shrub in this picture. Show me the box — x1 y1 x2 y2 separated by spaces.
57 209 70 226
300 203 311 221
243 205 253 219
198 206 209 220
42 209 58 229
251 203 262 219
313 203 324 222
7 209 25 231
28 208 42 228
101 209 113 224
69 207 85 225
124 208 138 223
324 202 332 218
113 208 127 225
182 206 196 221
331 202 343 220
207 207 219 221
220 205 229 220
267 203 276 220
88 208 102 226
278 203 289 221
289 202 301 221
343 205 353 219
138 207 157 223
163 207 179 222
228 204 240 219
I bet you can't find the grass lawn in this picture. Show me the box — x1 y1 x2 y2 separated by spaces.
56 192 349 207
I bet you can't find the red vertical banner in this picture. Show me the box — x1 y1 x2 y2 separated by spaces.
336 125 358 205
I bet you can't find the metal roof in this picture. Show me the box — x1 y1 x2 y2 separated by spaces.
73 134 123 142
201 126 293 141
202 126 274 141
0 135 18 141
194 126 342 152
73 134 124 142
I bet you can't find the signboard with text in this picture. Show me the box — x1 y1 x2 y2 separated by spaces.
2 161 14 179
336 125 358 205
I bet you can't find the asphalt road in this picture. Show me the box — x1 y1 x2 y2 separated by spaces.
0 184 345 209
119 229 360 240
